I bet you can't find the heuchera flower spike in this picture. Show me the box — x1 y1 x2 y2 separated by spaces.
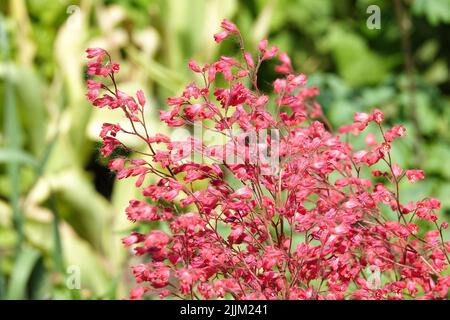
86 20 449 300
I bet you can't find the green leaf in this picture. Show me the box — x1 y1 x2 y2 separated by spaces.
6 247 41 299
413 0 450 26
0 148 39 168
50 169 113 252
13 68 48 158
126 47 184 93
322 26 392 86
424 59 448 84
1 14 25 249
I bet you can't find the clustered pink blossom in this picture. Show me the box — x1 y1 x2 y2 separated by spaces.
86 20 450 300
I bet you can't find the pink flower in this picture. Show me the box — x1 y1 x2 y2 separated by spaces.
85 47 105 59
125 200 159 221
129 286 149 300
145 230 171 252
231 185 253 199
122 232 144 247
214 31 229 43
258 39 268 51
263 46 278 60
109 158 125 171
188 59 202 73
354 112 371 123
385 125 406 142
401 201 415 214
136 90 146 107
220 19 238 33
148 264 171 288
228 225 249 244
406 169 425 183
86 80 102 101
184 103 203 120
372 109 384 123
100 137 119 156
275 52 292 73
392 163 403 178
147 133 171 144
244 52 254 68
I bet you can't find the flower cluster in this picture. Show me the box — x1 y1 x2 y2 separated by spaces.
86 20 449 300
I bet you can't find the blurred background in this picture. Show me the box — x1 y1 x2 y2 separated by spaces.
0 0 449 299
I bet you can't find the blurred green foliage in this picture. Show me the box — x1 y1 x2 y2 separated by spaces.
0 0 449 299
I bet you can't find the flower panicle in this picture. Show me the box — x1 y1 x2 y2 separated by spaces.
85 19 450 300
